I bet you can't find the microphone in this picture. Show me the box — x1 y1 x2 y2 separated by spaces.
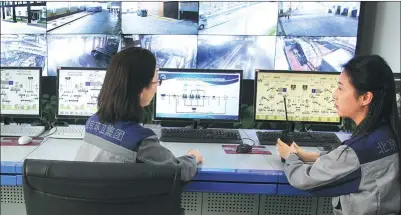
280 96 293 162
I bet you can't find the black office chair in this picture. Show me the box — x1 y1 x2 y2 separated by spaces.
23 159 183 215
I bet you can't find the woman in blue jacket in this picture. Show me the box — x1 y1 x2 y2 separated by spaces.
75 47 203 181
277 55 400 215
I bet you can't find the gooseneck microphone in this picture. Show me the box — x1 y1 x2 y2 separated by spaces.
280 96 294 162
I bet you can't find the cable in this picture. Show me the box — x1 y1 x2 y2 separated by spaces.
241 137 256 146
40 127 59 138
240 129 256 146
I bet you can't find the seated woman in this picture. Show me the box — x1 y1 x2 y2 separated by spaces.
277 55 400 215
75 46 203 181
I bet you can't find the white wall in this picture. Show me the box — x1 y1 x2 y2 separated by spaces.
370 2 400 73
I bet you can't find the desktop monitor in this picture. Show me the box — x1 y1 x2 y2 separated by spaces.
0 67 42 117
154 68 242 122
254 70 341 124
56 67 107 119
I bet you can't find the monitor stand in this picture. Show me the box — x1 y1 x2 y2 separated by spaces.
31 118 51 130
53 119 69 127
185 120 203 129
2 117 13 125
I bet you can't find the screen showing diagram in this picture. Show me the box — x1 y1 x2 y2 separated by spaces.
155 70 241 120
255 71 340 123
1 68 41 116
58 68 106 117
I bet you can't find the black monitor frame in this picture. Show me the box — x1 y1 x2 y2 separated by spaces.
56 67 107 120
0 66 42 118
394 73 401 112
153 68 243 124
394 73 400 88
253 69 342 125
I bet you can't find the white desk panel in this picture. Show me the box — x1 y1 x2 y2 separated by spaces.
24 138 85 161
1 145 39 162
161 142 275 171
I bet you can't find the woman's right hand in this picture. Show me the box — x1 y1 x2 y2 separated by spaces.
186 149 204 164
292 142 319 162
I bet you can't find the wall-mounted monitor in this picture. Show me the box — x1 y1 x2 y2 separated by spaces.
47 34 120 76
121 34 197 69
0 34 47 73
198 2 279 36
197 35 276 79
122 1 199 35
46 1 121 34
0 1 47 34
1 1 364 79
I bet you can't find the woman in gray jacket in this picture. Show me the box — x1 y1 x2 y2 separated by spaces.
277 55 401 215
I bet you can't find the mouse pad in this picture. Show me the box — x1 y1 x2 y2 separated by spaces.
222 145 272 155
0 137 43 146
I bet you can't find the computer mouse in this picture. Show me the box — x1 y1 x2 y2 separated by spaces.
236 144 252 154
18 136 32 145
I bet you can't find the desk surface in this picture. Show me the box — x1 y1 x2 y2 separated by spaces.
0 126 352 184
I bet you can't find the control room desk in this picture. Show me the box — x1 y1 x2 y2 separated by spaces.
1 128 352 215
1 128 352 195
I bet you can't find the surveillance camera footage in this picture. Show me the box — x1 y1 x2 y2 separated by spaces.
0 1 47 34
277 2 360 37
1 34 47 71
198 2 278 36
47 2 121 34
274 36 356 72
122 2 198 35
197 35 276 79
121 35 197 69
47 35 120 76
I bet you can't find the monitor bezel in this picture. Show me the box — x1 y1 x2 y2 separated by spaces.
253 69 342 125
394 73 401 109
0 66 42 118
153 68 243 123
56 67 107 120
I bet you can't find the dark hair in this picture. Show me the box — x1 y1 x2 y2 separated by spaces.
343 55 401 195
97 46 156 123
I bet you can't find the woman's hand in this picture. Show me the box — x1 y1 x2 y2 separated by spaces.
276 138 296 159
186 149 204 164
292 142 320 162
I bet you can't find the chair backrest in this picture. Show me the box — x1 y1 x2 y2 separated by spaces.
23 159 182 215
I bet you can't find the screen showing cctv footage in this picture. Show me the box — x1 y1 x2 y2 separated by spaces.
46 1 121 34
1 34 47 72
198 2 279 36
121 2 199 35
121 34 197 69
0 1 47 34
1 1 363 78
197 35 276 79
47 34 119 76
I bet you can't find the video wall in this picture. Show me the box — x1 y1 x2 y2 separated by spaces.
1 1 362 79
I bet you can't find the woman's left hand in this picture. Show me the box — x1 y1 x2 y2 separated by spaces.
276 138 297 159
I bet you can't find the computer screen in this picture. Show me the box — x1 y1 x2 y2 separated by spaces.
57 67 106 118
0 67 41 117
154 69 242 121
254 70 340 124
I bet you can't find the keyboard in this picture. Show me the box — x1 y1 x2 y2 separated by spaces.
0 125 45 137
48 126 85 139
160 128 243 144
256 131 342 150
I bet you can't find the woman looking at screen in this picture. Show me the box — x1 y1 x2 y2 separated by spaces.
277 55 400 215
75 47 204 182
